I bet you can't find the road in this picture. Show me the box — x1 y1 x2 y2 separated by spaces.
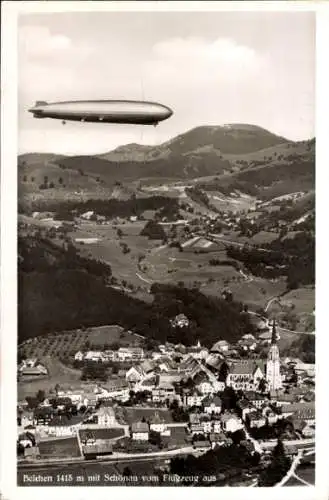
135 272 152 285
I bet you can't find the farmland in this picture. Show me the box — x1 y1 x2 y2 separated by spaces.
79 428 125 441
17 357 83 399
18 325 143 360
116 407 173 426
38 437 81 459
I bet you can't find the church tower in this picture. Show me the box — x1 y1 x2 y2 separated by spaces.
266 319 282 390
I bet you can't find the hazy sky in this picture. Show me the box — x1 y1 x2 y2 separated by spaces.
18 11 315 155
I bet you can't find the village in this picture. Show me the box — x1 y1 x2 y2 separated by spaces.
17 316 315 472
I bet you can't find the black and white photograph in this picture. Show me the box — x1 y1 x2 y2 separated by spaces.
1 1 328 498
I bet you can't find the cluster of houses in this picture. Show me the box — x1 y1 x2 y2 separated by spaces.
17 321 315 459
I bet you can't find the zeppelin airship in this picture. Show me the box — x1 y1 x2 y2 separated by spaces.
28 99 173 126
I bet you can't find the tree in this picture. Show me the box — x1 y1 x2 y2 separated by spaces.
258 378 267 393
123 466 132 476
140 220 166 240
259 438 291 486
36 390 45 403
221 386 237 412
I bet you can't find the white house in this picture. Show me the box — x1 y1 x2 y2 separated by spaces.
74 351 85 362
211 340 230 353
220 413 243 433
203 396 222 415
95 406 117 427
126 366 144 383
101 380 130 402
149 413 171 436
131 421 149 441
84 351 106 362
185 391 205 408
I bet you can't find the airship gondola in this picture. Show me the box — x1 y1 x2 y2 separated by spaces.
28 99 173 126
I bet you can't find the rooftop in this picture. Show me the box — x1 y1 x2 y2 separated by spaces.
131 421 149 433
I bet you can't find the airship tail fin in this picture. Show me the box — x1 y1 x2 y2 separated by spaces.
35 101 48 106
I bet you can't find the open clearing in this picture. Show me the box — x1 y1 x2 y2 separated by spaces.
118 407 173 425
18 357 82 399
38 437 81 458
19 325 142 360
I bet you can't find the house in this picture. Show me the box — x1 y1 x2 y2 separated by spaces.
131 421 149 441
140 360 156 375
101 379 130 402
193 440 211 450
74 351 84 362
46 415 82 437
84 351 106 362
270 390 296 406
300 422 315 438
220 413 243 433
170 313 190 328
34 408 54 426
127 347 145 360
19 365 48 377
194 369 225 395
201 419 213 434
81 210 94 220
126 366 144 383
95 406 117 427
212 420 222 434
238 337 257 351
247 411 267 428
184 391 205 408
236 399 256 422
149 412 170 436
24 446 40 459
203 395 222 415
152 382 175 403
261 406 280 425
209 433 228 449
138 377 157 392
159 371 184 385
244 391 268 409
211 340 230 353
280 402 315 424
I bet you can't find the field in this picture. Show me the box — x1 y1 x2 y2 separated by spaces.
281 287 315 314
38 437 81 458
69 221 161 288
18 357 83 399
18 325 143 360
79 428 125 441
118 407 173 425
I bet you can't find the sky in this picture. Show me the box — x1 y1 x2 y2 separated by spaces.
18 10 315 155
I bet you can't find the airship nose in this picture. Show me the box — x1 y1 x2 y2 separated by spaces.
163 106 173 119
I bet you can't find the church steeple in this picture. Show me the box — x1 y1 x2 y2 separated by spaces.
271 319 277 345
266 317 282 390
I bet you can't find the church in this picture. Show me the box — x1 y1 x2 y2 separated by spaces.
266 319 282 390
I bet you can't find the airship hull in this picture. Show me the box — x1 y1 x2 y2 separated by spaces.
29 100 173 125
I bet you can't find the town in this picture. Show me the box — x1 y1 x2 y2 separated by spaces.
17 317 315 487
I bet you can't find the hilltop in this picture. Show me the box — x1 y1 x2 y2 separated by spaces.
18 124 314 207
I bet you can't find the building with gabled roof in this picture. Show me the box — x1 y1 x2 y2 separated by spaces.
226 359 265 391
149 412 170 436
131 420 149 441
203 395 222 415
